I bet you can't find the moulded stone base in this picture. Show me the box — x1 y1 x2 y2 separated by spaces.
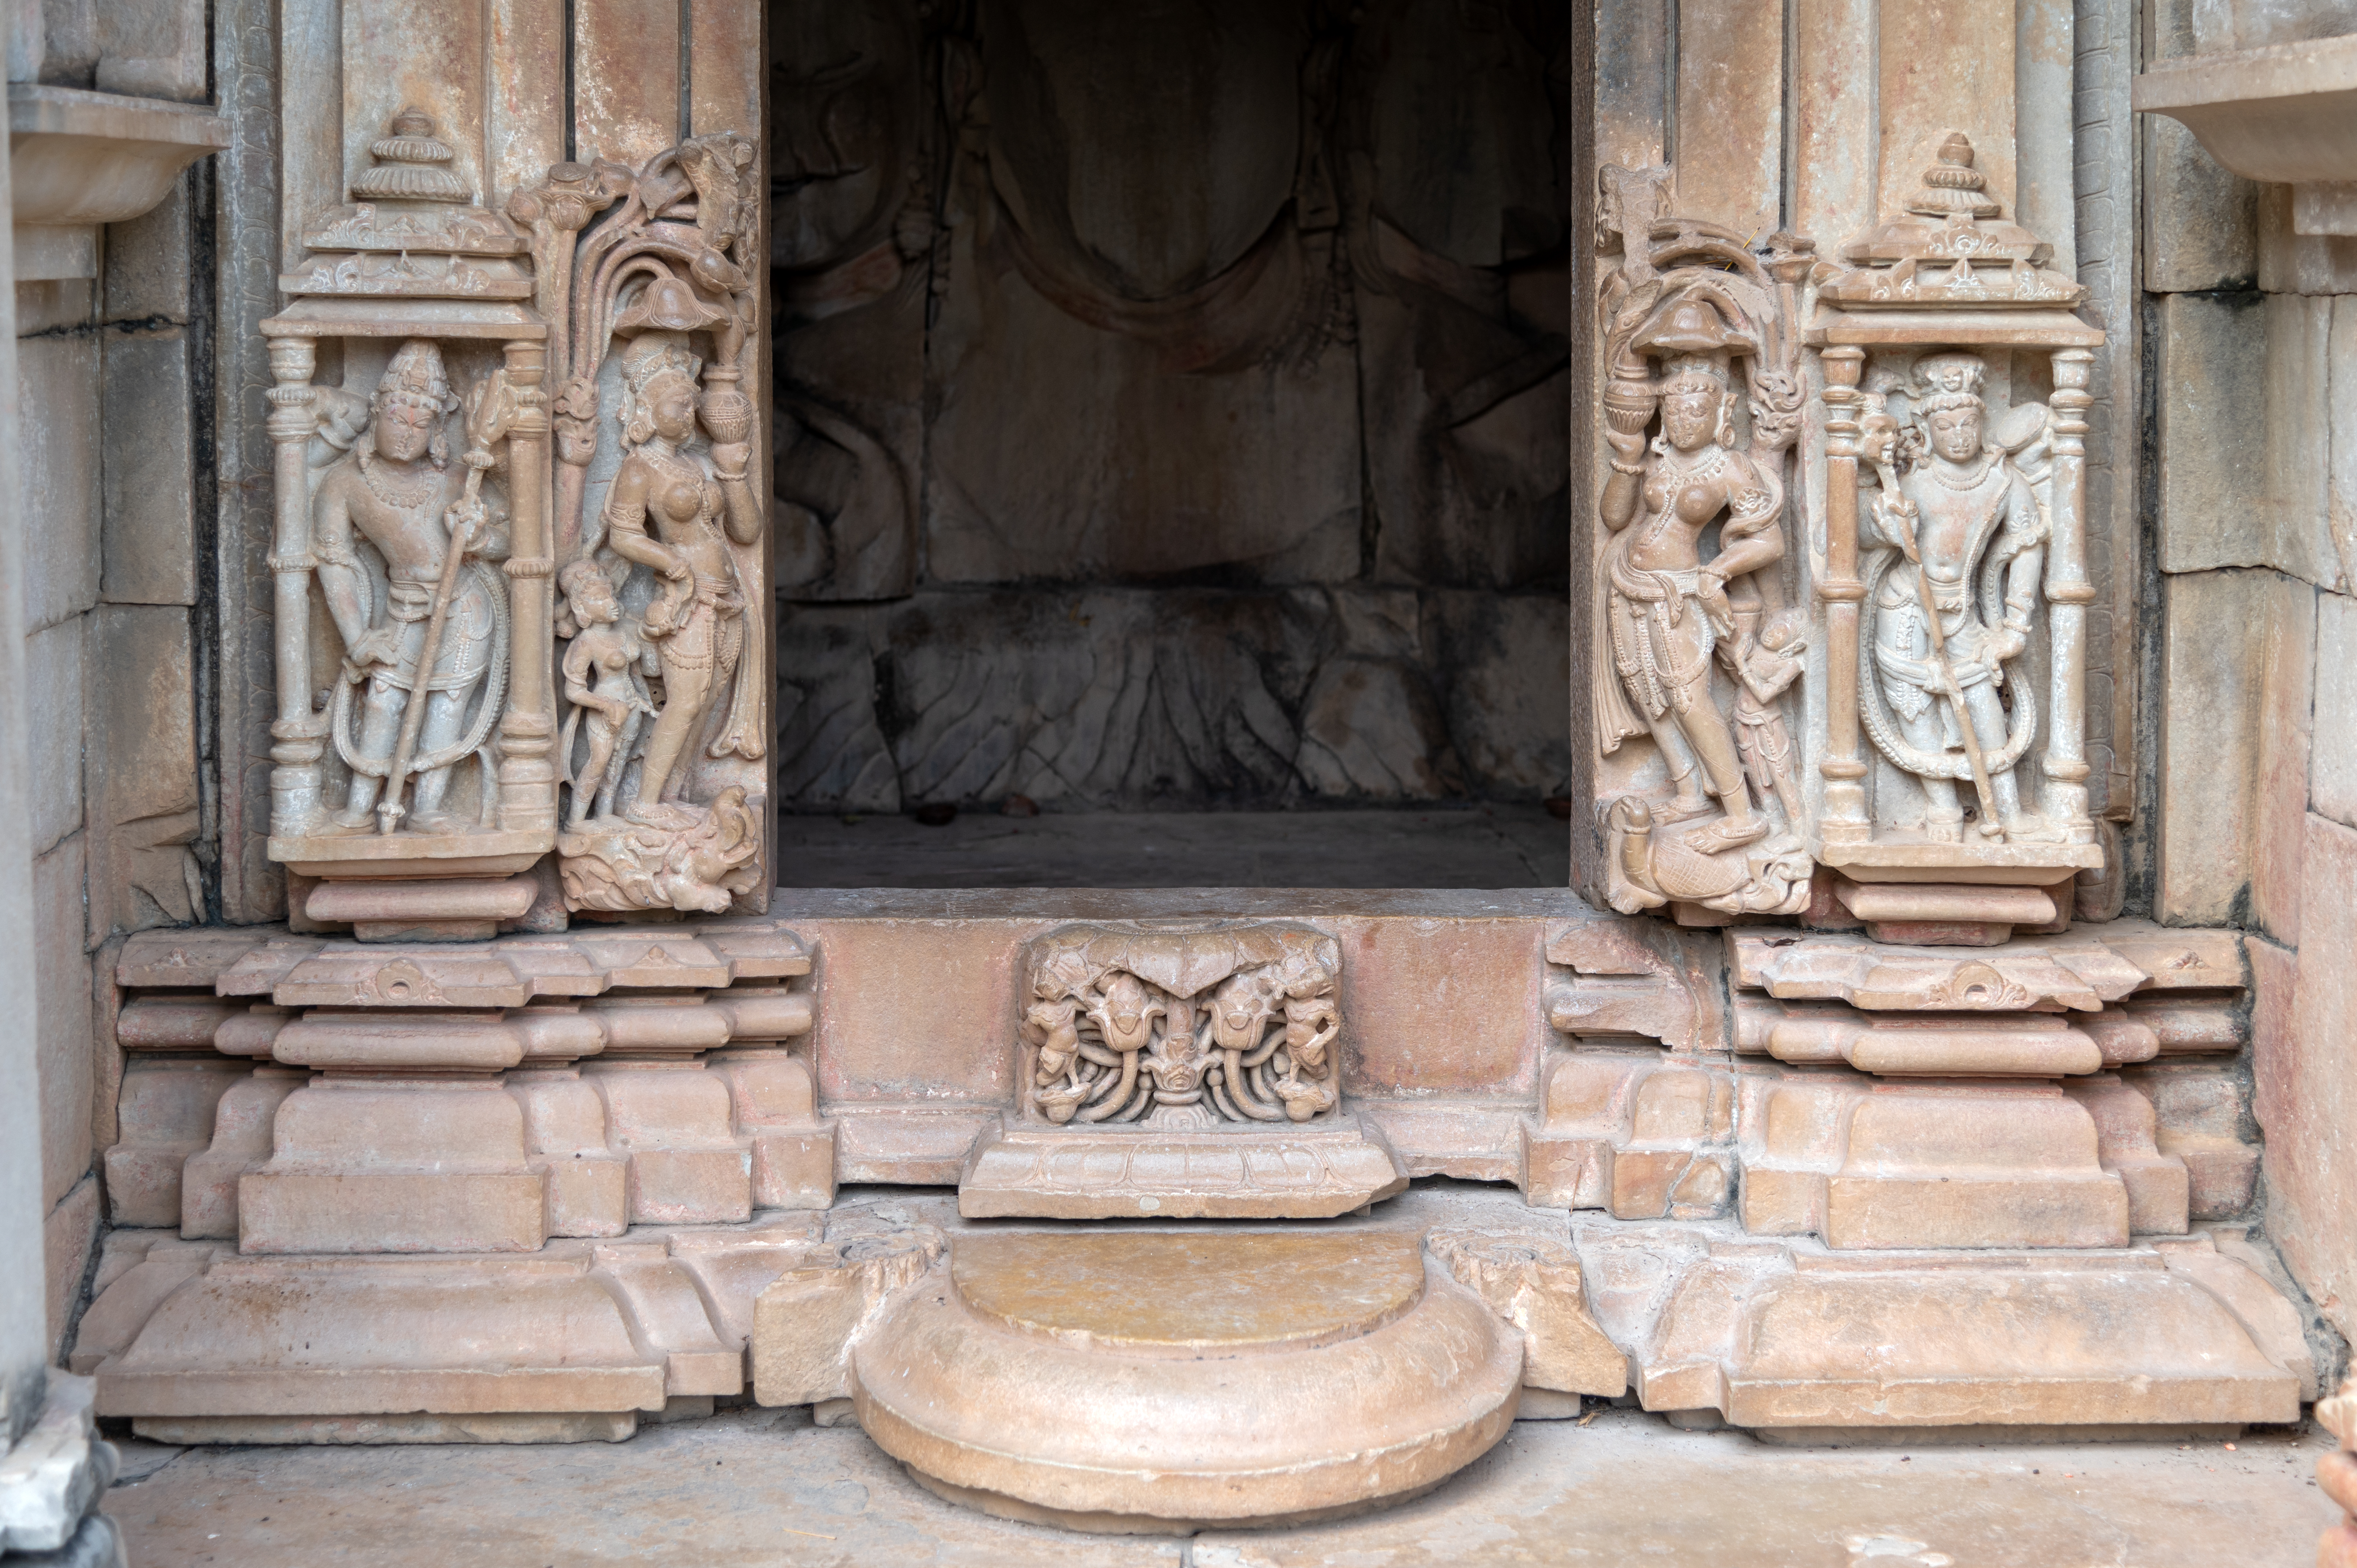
130 1412 638 1445
1592 1227 2307 1432
850 1229 1522 1532
956 1114 1410 1219
90 1251 674 1419
76 1213 935 1429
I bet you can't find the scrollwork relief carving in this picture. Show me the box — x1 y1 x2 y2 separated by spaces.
1021 924 1343 1128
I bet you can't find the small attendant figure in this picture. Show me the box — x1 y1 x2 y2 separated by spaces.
1731 608 1808 829
557 560 658 828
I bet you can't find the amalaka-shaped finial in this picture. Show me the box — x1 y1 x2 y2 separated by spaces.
352 108 470 203
1904 131 2002 222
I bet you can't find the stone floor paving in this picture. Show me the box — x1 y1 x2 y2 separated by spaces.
776 804 1571 888
103 1403 2334 1567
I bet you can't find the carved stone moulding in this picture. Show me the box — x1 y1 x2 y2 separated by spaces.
8 82 228 280
1587 1225 2315 1434
1719 923 2253 1251
79 1209 943 1442
2133 32 2357 236
1589 167 1819 925
1805 132 2106 895
261 115 559 911
102 923 828 1247
257 113 775 928
851 1229 1524 1534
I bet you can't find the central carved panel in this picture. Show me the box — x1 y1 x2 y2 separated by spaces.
1020 923 1342 1128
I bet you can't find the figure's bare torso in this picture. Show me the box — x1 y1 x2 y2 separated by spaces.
317 458 470 583
1895 459 2004 585
1628 456 1739 574
632 447 734 583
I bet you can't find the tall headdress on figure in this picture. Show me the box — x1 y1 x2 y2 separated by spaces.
364 339 458 468
1912 351 1988 414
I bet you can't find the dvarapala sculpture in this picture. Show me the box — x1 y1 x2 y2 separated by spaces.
1858 351 2053 841
1809 131 2104 876
316 341 516 836
1591 166 1815 917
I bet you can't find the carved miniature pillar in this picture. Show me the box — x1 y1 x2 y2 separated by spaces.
264 335 323 835
2043 347 2097 842
1816 345 1870 843
499 338 557 837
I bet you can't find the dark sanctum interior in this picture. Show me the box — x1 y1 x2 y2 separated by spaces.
765 0 1574 886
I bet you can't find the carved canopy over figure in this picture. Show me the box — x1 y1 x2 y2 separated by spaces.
1591 166 1813 917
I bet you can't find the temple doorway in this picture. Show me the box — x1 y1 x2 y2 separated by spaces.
764 0 1576 886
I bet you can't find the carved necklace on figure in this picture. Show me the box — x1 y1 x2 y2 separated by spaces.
1928 452 1997 491
1652 445 1728 487
360 453 440 511
1636 445 1729 552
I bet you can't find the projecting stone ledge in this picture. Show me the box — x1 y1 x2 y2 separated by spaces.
1582 1222 2315 1438
956 1114 1410 1219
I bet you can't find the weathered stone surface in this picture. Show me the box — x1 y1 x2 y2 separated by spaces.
2156 293 2268 575
2258 183 2357 297
100 176 191 322
2255 821 2357 1346
1524 1051 1734 1220
1428 1228 1625 1397
2125 1060 2262 1220
81 1400 2345 1566
83 606 200 941
131 1413 633 1446
25 617 84 857
2337 300 2357 600
18 334 100 632
2319 591 2357 830
177 1067 304 1239
2142 117 2258 292
35 835 92 1210
958 1117 1409 1221
1591 1226 2305 1432
750 1217 943 1407
42 1176 100 1364
1735 1072 2132 1250
0 1374 115 1555
103 1058 246 1227
2156 569 2313 933
2266 293 2345 593
97 332 195 606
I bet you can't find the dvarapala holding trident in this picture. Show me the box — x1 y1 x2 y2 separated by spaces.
1858 351 2053 843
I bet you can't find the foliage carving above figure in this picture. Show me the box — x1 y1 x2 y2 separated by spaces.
1591 165 1814 918
513 134 773 915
